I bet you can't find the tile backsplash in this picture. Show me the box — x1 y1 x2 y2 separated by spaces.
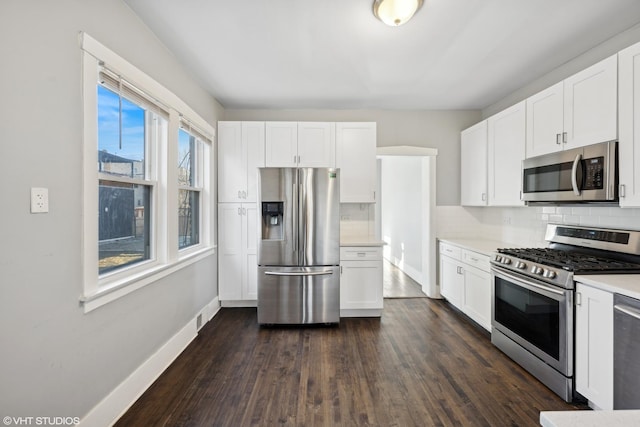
437 205 640 247
340 203 376 239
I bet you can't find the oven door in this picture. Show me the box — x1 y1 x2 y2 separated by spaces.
491 265 573 376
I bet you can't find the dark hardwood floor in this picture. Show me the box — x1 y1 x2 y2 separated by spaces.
116 299 586 427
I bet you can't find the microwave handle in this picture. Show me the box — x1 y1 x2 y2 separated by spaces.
571 153 582 196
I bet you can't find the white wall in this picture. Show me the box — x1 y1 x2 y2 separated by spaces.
223 109 480 206
380 157 424 280
0 0 222 420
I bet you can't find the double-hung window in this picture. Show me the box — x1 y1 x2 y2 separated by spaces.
80 33 215 312
177 123 204 250
97 70 168 274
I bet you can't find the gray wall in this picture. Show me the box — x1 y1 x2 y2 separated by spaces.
0 0 222 419
483 22 640 118
224 109 481 206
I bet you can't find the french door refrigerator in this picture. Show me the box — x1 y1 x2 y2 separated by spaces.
257 167 340 324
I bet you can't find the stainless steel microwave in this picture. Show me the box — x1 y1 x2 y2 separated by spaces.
522 141 617 204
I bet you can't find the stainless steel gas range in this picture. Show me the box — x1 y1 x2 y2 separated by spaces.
490 224 640 402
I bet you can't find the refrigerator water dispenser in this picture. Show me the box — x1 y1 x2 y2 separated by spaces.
261 201 283 240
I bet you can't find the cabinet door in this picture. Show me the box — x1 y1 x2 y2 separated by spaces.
297 122 335 167
265 122 298 167
564 55 617 150
487 101 526 206
439 256 463 308
218 122 244 203
619 42 640 207
243 203 258 300
462 266 491 332
526 82 564 157
242 122 265 202
340 260 383 310
218 203 243 300
575 283 614 410
460 120 488 206
336 122 377 202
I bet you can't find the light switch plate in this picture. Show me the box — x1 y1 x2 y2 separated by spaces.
31 187 49 213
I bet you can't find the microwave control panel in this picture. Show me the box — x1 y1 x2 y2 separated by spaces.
583 156 604 190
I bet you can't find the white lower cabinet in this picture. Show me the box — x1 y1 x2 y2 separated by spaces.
575 282 614 410
218 203 258 304
340 246 383 317
439 241 492 331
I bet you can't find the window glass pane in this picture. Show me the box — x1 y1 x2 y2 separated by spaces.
99 181 151 274
178 128 195 187
97 85 146 178
178 189 199 249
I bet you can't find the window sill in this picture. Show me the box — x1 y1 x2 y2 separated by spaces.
80 246 216 313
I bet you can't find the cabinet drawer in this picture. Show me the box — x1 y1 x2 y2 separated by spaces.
462 249 490 272
340 247 382 261
439 242 461 260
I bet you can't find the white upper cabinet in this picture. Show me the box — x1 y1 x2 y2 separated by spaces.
487 100 526 206
526 82 564 157
297 122 335 167
265 121 298 167
336 122 377 203
461 120 488 206
619 41 640 207
218 121 265 203
265 122 336 168
526 55 617 158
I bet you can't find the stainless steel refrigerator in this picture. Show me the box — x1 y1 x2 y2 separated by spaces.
257 167 340 324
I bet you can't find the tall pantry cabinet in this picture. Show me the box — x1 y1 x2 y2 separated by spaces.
218 121 265 304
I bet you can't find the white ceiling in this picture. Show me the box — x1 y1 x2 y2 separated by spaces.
124 0 640 110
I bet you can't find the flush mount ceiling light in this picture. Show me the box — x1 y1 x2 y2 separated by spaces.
373 0 424 26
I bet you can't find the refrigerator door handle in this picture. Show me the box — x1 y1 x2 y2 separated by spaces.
293 175 298 253
264 270 334 277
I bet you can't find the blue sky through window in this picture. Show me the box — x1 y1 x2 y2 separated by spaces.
97 85 145 162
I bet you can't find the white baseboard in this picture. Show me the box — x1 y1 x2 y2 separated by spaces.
78 296 220 427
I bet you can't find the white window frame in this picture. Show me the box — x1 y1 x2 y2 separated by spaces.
80 33 215 312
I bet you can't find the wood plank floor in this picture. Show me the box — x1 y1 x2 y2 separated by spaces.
383 260 427 298
116 299 586 426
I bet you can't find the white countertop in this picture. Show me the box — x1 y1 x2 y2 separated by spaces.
340 237 385 247
574 274 640 300
437 238 517 256
540 410 640 427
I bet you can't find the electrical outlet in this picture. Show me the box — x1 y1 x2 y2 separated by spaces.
31 187 49 213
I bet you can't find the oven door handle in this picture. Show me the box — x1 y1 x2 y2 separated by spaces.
614 304 640 321
571 153 582 196
492 267 566 296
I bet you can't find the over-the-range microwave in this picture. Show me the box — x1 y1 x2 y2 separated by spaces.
522 140 617 205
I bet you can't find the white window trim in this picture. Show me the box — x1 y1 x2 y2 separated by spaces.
80 32 215 313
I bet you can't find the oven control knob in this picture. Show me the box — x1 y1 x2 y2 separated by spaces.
530 266 543 275
515 261 527 270
501 258 511 265
495 255 502 262
543 270 557 279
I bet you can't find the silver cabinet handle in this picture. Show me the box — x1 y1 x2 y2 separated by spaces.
481 193 487 202
614 304 640 321
265 270 333 277
237 207 242 215
571 153 582 196
470 257 479 262
238 190 242 199
242 207 246 215
556 133 561 145
562 132 567 144
293 155 297 164
620 184 626 198
243 191 247 199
